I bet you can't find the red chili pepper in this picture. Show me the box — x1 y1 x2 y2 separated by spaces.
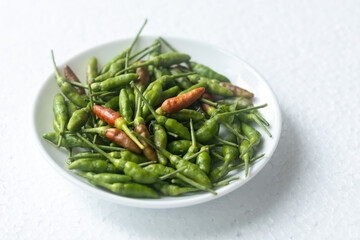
135 60 150 89
201 92 214 114
93 105 121 127
92 105 144 149
219 82 254 98
64 65 86 95
105 128 142 154
161 87 205 114
135 124 157 161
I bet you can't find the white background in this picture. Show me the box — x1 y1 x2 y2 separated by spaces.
1 0 359 239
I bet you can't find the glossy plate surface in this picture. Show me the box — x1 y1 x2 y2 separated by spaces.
32 36 282 208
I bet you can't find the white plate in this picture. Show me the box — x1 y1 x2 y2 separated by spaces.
32 36 282 209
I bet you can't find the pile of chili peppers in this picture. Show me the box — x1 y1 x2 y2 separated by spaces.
43 19 271 199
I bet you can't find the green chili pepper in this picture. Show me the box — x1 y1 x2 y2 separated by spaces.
154 67 171 80
195 104 266 143
239 139 254 177
240 122 262 158
96 59 126 82
230 117 245 140
177 81 207 96
68 159 119 173
115 53 191 76
52 93 68 146
53 119 61 133
91 180 159 198
219 134 239 177
134 85 191 140
67 107 90 131
69 152 105 161
217 97 253 109
109 151 147 164
75 133 132 171
170 178 191 188
193 120 205 131
167 109 204 122
153 124 168 165
124 161 159 184
66 101 78 118
51 51 88 108
142 82 163 117
153 181 198 196
143 164 214 194
119 88 133 123
87 57 98 84
237 112 272 137
170 68 192 90
43 132 83 148
125 86 135 111
104 96 119 110
91 73 138 92
210 154 264 182
77 172 131 184
190 61 230 82
183 119 199 161
167 140 192 155
188 75 233 96
143 164 174 176
196 146 211 174
134 133 214 192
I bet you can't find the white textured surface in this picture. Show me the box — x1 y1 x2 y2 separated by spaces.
1 0 359 239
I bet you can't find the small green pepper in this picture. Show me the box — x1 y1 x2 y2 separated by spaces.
43 132 88 148
51 51 88 108
153 124 168 165
240 122 262 158
104 96 120 110
69 152 105 161
167 140 192 155
239 139 254 177
167 109 204 122
124 161 158 184
86 57 98 84
91 180 159 198
217 97 252 109
52 93 68 145
77 172 131 184
66 101 78 118
170 68 192 90
219 134 239 177
183 119 199 161
67 107 90 131
190 61 230 82
153 181 198 196
91 74 138 92
196 146 211 174
68 159 119 173
119 88 133 123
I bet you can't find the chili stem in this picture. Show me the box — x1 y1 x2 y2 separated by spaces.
200 98 218 107
222 122 245 140
65 79 89 89
158 166 187 181
214 136 239 147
